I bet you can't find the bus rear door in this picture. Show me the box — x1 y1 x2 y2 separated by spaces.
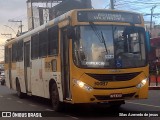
24 41 31 93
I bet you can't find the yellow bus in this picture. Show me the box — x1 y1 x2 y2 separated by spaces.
5 9 149 111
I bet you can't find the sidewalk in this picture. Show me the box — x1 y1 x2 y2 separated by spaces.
149 75 160 90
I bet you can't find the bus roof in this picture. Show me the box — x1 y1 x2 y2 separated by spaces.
5 9 142 46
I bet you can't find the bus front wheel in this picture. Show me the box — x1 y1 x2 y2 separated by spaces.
51 83 63 111
109 100 125 108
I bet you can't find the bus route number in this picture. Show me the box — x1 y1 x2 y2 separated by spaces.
94 82 108 86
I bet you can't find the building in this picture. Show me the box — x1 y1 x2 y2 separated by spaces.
144 21 155 31
150 25 160 38
27 0 92 30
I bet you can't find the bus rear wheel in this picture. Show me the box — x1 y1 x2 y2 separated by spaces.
51 83 63 111
16 80 25 99
1 80 5 85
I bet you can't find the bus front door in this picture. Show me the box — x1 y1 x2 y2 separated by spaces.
24 42 31 93
61 29 71 100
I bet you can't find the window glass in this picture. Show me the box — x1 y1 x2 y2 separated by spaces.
73 25 146 68
12 42 17 62
17 40 23 61
5 46 8 63
39 30 48 57
31 34 39 59
48 26 58 55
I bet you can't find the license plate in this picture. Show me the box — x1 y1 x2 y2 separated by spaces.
110 93 122 98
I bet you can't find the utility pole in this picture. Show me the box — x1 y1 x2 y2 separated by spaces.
110 0 115 9
30 0 34 29
150 5 156 30
8 20 23 34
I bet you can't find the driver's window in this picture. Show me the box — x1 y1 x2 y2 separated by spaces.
130 33 140 53
114 27 125 55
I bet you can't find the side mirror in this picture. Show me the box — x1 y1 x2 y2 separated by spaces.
146 31 151 52
67 26 75 39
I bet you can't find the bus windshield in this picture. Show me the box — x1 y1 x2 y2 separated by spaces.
73 25 147 69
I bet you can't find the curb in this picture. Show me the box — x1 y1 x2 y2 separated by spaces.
149 87 160 90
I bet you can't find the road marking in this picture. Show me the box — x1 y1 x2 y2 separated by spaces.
29 104 37 107
66 115 79 119
45 109 54 111
126 101 160 108
17 101 23 103
7 98 12 100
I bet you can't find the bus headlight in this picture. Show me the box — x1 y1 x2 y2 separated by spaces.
74 80 93 91
136 78 148 88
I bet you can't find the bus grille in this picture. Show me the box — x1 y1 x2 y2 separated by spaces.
94 92 136 100
86 72 141 82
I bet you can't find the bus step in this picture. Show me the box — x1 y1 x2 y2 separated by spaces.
66 98 72 101
27 92 32 96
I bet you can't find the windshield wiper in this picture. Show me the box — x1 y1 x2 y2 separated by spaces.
89 22 108 54
101 31 108 54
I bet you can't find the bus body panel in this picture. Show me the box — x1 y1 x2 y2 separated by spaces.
70 60 149 103
31 59 44 97
17 61 26 93
72 82 148 103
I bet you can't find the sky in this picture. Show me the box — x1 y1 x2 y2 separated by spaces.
0 0 160 61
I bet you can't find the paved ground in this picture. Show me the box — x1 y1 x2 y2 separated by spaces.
0 85 160 120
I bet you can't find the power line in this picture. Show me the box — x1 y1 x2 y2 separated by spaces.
143 13 160 16
8 20 23 34
104 4 109 9
120 0 160 4
113 0 160 24
1 33 12 39
4 25 16 34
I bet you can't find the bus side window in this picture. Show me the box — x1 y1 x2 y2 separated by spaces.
17 40 23 61
39 30 48 57
48 26 59 56
12 42 17 62
5 46 9 63
31 34 39 59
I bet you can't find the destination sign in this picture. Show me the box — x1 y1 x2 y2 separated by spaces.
77 11 141 24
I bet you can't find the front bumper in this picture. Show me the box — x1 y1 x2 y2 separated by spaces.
72 81 148 103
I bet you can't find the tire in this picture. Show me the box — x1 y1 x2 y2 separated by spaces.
1 80 5 85
109 100 125 109
110 104 122 109
16 80 25 99
51 83 63 112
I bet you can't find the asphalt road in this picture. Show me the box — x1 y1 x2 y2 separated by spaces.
0 85 160 120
